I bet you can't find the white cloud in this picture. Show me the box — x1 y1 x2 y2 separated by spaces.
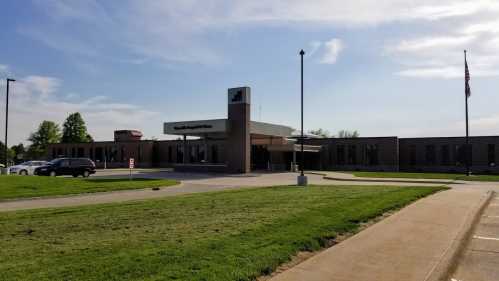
226 0 499 26
387 23 499 78
409 0 499 21
396 67 462 79
0 73 161 145
391 35 475 53
397 66 499 79
469 114 499 132
22 0 499 66
319 38 344 64
462 20 499 35
307 41 322 58
0 64 8 74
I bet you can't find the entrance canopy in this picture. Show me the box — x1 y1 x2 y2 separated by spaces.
164 119 294 139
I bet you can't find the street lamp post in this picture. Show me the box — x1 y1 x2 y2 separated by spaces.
4 78 15 168
297 50 308 186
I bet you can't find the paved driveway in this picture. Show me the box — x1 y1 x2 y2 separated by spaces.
0 170 444 212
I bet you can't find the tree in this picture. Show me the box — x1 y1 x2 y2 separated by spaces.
62 112 93 143
308 128 331 138
11 143 26 163
0 141 14 165
338 130 359 138
28 121 62 159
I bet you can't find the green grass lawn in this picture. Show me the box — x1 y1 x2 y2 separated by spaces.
0 176 179 200
0 184 446 281
351 171 499 181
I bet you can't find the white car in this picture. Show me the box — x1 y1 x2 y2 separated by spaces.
9 161 49 175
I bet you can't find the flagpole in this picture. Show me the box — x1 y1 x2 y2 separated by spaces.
464 50 470 176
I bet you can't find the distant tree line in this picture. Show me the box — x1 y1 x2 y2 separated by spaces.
308 129 359 138
2 112 92 164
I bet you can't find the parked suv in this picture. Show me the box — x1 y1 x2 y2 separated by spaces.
34 158 96 177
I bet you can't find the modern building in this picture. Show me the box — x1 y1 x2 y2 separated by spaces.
47 86 499 174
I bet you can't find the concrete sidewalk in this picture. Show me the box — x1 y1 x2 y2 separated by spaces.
309 171 458 185
451 192 499 281
270 188 490 281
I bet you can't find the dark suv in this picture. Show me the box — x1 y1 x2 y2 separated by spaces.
34 158 96 177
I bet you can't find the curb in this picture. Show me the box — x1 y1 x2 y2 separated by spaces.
323 176 456 185
424 190 495 281
306 171 457 185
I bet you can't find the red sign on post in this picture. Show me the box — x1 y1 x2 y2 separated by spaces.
129 158 135 169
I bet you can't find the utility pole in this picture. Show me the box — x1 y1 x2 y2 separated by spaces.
297 50 308 186
4 78 15 168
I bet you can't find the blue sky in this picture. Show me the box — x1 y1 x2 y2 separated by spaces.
1 0 499 144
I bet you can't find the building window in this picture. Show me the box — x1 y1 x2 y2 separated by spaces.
95 147 103 162
89 148 94 160
455 145 466 166
71 147 76 157
52 148 56 159
198 145 205 162
366 144 379 166
57 148 63 157
168 146 173 163
409 145 416 166
211 145 218 163
77 147 85 158
110 146 118 162
488 144 496 166
103 147 107 162
337 145 345 165
189 145 197 163
329 147 334 167
138 145 142 162
120 146 126 162
441 145 449 166
176 145 183 163
425 145 436 165
347 145 357 165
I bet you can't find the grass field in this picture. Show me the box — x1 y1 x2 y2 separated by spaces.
0 176 179 200
0 184 446 281
352 171 499 182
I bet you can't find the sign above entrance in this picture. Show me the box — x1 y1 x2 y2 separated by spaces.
164 119 228 136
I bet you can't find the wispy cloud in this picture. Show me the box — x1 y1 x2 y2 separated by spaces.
307 41 322 58
22 0 499 67
387 20 499 79
390 35 475 53
0 64 8 74
409 0 499 21
0 71 161 144
319 38 344 64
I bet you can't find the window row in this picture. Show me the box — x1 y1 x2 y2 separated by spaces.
331 144 379 166
409 144 496 166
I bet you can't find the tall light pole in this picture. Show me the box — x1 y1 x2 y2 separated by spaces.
297 49 308 186
4 78 15 167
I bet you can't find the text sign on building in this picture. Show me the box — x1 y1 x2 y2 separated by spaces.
164 119 228 135
129 158 135 169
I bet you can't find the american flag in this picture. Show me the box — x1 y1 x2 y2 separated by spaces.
465 56 471 98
